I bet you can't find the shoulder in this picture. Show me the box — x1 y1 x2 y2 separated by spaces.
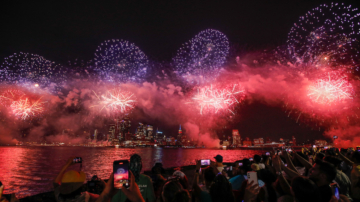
140 174 153 182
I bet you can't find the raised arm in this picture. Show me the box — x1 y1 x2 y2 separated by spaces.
338 151 354 166
54 157 75 184
281 151 299 175
293 152 312 170
272 155 291 195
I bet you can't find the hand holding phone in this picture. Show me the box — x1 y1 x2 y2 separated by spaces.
247 171 258 185
239 162 243 166
113 160 130 189
265 152 270 156
73 157 83 163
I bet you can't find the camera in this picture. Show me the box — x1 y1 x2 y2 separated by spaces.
87 175 103 194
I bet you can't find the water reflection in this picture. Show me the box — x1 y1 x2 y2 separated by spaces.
0 146 266 198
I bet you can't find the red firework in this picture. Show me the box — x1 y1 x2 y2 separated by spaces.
189 83 245 115
307 73 354 105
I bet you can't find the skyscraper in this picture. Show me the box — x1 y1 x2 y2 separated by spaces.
177 125 182 142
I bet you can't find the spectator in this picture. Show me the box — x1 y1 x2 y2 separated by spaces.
209 175 234 202
172 170 189 190
229 163 252 190
315 153 325 162
309 160 337 202
291 176 321 202
324 156 352 201
253 155 265 170
161 179 190 202
111 154 155 202
53 157 98 202
214 155 224 173
338 150 360 201
151 163 167 198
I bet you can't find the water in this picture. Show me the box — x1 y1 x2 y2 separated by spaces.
0 146 267 198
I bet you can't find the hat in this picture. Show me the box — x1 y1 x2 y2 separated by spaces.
59 170 86 194
214 155 223 163
173 170 186 179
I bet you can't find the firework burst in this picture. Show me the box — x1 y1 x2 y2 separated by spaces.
92 88 137 115
307 73 354 105
173 29 229 84
190 83 245 115
10 97 45 120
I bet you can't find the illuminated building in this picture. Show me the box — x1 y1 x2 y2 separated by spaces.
93 129 98 141
232 129 240 146
243 140 252 146
147 125 153 139
177 125 182 142
253 138 264 146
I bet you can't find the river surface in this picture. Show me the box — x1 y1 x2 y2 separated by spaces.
0 146 267 198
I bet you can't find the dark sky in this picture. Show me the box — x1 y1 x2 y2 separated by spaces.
1 0 358 142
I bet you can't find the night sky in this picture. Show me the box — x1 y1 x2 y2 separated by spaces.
1 0 359 142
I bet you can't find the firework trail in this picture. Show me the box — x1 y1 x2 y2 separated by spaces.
94 39 148 83
92 88 137 115
10 97 45 120
173 29 229 84
190 83 245 115
0 89 25 106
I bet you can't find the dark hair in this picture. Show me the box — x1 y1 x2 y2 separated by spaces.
204 167 216 183
162 180 188 202
58 186 83 201
172 190 190 202
315 152 325 160
130 154 142 182
324 156 342 168
253 155 261 163
209 175 235 202
316 161 337 183
352 151 360 163
291 176 321 202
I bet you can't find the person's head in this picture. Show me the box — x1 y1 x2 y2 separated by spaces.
161 179 190 202
315 152 325 162
172 170 189 190
58 170 86 198
325 149 336 157
253 154 261 163
214 155 223 163
324 156 342 169
209 174 235 202
291 176 320 202
309 161 337 185
130 154 142 182
351 151 360 163
203 167 216 186
152 162 165 175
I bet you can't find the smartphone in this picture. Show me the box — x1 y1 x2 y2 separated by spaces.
265 152 270 156
229 166 233 171
201 159 210 166
113 160 130 189
73 157 83 163
239 162 243 166
247 171 258 185
249 158 253 161
331 183 340 200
